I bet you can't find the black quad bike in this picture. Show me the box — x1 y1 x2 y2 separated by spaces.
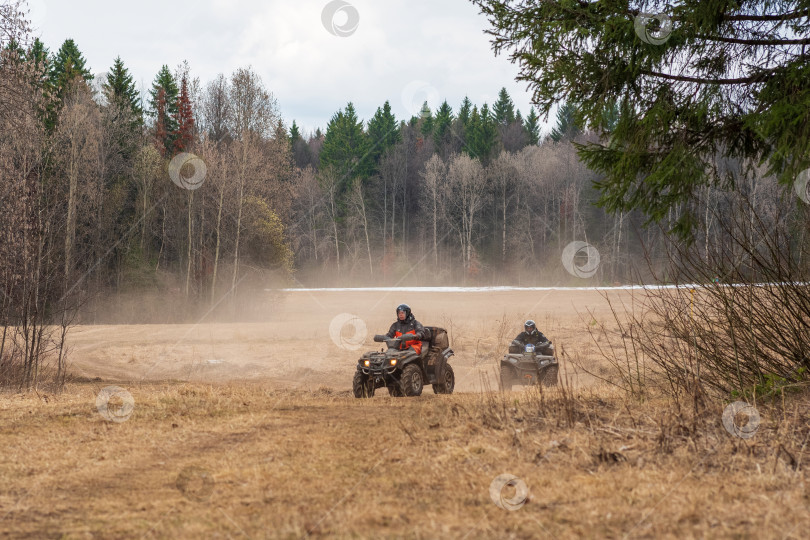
499 340 558 391
352 326 455 398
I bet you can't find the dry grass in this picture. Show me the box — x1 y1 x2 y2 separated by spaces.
1 381 808 539
2 289 807 538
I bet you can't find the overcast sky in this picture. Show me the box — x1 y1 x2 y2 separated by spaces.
25 0 551 136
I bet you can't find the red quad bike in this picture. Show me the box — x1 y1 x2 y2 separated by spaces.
352 327 455 398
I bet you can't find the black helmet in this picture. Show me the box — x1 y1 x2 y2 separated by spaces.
524 320 536 333
396 304 412 320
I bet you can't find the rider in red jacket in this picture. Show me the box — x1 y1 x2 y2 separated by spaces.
386 304 428 354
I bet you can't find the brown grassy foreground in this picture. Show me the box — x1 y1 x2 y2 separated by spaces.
1 381 808 539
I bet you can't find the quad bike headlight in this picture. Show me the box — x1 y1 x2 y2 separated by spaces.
390 358 397 366
363 360 370 367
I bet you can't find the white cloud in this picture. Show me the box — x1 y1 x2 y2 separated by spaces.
32 0 549 135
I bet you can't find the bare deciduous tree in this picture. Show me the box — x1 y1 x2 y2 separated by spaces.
227 67 279 297
447 153 486 274
420 154 446 270
54 79 101 278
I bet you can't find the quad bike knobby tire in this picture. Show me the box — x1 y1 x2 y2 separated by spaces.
352 371 374 398
398 364 424 397
387 385 404 397
432 364 455 394
541 364 559 387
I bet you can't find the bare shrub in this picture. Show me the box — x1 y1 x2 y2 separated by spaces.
0 18 73 391
591 183 810 400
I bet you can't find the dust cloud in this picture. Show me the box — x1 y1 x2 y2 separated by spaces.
70 288 637 392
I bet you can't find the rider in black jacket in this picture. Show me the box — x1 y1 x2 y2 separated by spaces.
386 304 428 354
509 320 552 354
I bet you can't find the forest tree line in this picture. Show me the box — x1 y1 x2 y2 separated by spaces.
2 21 799 316
2 0 804 390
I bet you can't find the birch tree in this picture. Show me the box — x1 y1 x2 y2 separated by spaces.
420 154 446 270
447 153 486 273
227 67 278 297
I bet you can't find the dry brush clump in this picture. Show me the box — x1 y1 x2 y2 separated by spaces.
585 187 810 401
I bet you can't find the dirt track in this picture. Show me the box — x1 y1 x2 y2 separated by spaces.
69 288 635 391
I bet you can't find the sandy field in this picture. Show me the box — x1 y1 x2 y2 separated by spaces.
3 288 809 538
67 288 630 391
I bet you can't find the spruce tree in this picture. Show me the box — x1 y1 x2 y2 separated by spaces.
50 39 93 88
49 39 93 128
493 87 515 125
366 101 400 165
433 100 454 144
320 102 370 193
480 103 500 162
599 99 620 133
457 96 472 128
289 120 302 143
29 38 50 73
472 0 810 236
104 56 142 122
289 121 314 169
149 65 179 152
465 106 482 159
524 107 540 145
26 38 55 128
550 102 582 142
453 96 474 150
172 74 195 153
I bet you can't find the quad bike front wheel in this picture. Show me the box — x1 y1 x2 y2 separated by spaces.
352 371 375 398
541 364 559 387
432 364 455 394
398 364 424 397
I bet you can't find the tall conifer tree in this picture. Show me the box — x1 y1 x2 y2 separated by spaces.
433 100 454 145
320 102 370 193
493 87 516 125
366 100 400 166
172 74 195 153
149 65 179 152
50 39 92 89
104 56 142 122
524 107 540 145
